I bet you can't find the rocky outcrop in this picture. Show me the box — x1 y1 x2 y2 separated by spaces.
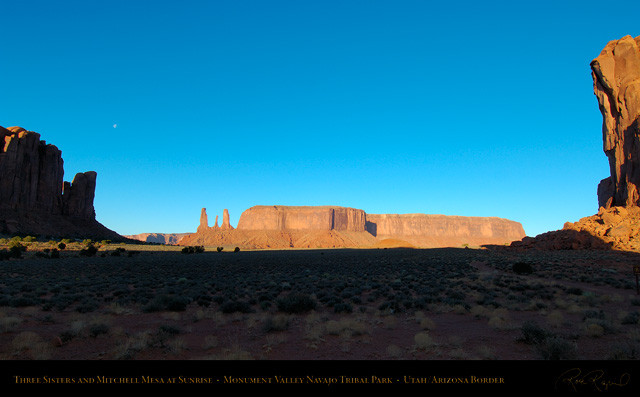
0 125 121 239
507 35 640 252
180 205 525 249
509 206 640 252
591 35 640 208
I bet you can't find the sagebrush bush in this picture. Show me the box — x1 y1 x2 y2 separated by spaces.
142 294 189 313
220 300 254 314
512 262 533 275
535 336 577 360
277 293 317 314
519 320 550 345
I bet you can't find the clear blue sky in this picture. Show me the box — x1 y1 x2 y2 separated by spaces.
2 0 639 237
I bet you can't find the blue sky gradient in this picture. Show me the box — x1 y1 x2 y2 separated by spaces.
2 0 639 237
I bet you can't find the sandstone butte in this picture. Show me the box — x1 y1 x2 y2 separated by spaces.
0 126 122 240
510 35 640 252
178 206 526 250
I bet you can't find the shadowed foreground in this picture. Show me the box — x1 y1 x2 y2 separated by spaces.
1 243 639 361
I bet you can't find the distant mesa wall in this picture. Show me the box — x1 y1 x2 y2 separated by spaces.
0 125 121 239
180 205 526 249
124 233 191 245
366 213 526 247
236 205 367 232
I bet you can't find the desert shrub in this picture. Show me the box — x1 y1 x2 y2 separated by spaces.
0 249 11 260
512 262 533 275
608 340 640 360
142 294 189 313
276 293 317 314
567 287 583 295
58 242 66 250
535 336 577 360
414 332 434 350
621 311 640 325
79 244 98 257
89 323 109 338
586 323 605 337
220 300 253 314
234 247 240 252
519 321 550 345
217 246 224 252
333 302 353 314
110 247 126 256
181 246 205 254
262 314 291 332
75 299 100 313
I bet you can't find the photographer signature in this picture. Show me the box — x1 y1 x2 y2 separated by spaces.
556 368 630 391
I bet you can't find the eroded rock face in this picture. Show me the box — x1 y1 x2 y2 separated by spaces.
62 171 97 219
237 205 367 232
591 35 640 208
0 125 120 239
0 126 64 214
366 213 526 247
507 35 640 252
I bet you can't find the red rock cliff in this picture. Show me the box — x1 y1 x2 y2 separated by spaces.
0 125 121 239
366 213 526 247
591 35 640 208
237 205 367 232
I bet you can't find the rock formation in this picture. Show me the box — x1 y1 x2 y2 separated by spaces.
237 205 367 232
221 208 233 230
197 208 209 233
0 125 121 239
366 213 526 248
180 205 525 249
592 35 640 208
508 35 640 252
124 232 191 245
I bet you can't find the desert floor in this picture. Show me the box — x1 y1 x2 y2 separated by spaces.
1 242 639 365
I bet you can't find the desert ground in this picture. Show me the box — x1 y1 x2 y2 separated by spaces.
1 238 639 365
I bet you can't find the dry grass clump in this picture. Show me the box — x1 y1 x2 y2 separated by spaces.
413 331 435 350
325 317 368 337
112 330 154 359
0 313 21 332
487 308 511 329
386 344 403 358
546 310 565 328
9 331 53 359
585 323 605 337
202 335 218 350
261 313 292 332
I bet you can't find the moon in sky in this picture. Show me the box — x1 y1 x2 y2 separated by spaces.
113 124 117 128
